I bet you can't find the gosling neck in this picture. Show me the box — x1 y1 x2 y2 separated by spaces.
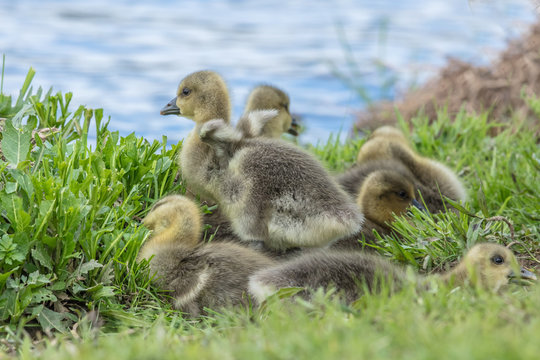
417 264 468 291
439 263 468 286
193 95 231 128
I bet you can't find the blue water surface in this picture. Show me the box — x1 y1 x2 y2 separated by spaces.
0 0 537 145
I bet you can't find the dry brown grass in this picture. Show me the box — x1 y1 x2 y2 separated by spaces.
354 19 540 137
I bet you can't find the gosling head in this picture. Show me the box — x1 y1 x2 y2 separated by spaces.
143 195 203 248
356 126 410 163
244 85 298 137
357 170 424 227
160 70 231 124
369 126 407 141
452 243 537 292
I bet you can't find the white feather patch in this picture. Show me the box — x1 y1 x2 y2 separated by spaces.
248 274 277 304
174 269 210 309
243 109 279 137
199 119 242 143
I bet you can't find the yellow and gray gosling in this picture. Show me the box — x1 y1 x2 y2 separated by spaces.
249 243 537 304
338 127 465 213
359 126 466 208
204 85 298 240
237 85 299 138
139 195 275 317
197 115 364 251
331 169 425 250
160 70 231 202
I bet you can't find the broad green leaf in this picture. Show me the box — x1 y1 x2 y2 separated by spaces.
34 199 56 239
79 259 103 275
2 118 32 165
92 286 116 300
11 103 33 128
3 198 33 233
31 287 57 303
26 270 51 287
9 168 34 197
0 234 28 265
72 283 86 294
49 281 66 291
0 267 19 290
5 181 17 194
36 306 68 334
31 243 53 271
0 289 16 321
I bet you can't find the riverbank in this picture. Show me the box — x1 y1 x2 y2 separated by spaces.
0 70 539 358
353 18 540 137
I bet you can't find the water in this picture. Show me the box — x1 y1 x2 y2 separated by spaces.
0 0 537 145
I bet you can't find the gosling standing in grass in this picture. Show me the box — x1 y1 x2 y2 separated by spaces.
138 195 275 317
249 243 537 304
161 70 363 251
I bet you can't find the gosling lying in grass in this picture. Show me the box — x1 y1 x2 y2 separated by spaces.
139 195 275 317
339 126 466 213
249 243 537 304
331 169 425 250
369 126 466 203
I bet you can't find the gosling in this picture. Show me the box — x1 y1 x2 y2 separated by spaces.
356 126 467 209
197 115 364 250
204 85 297 240
161 71 364 251
237 85 299 138
331 169 425 250
139 194 275 317
336 155 459 212
160 70 231 201
249 243 537 304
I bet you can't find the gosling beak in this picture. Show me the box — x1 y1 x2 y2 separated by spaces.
411 199 427 212
160 97 180 116
508 267 537 284
287 117 300 136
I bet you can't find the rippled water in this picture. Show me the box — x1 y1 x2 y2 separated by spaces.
0 0 537 144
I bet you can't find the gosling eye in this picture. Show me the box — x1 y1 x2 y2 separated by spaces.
181 87 191 96
491 255 505 265
396 190 408 200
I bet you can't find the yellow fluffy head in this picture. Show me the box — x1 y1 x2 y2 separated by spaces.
455 243 537 291
143 195 203 248
356 126 411 163
161 70 231 124
357 170 420 227
244 85 295 138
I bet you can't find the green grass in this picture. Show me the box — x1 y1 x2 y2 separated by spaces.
0 68 539 359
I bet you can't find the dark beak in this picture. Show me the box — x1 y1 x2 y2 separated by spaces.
287 117 300 136
411 198 427 212
509 267 537 284
160 97 180 116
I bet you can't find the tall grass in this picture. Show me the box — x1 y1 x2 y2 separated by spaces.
0 68 183 345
